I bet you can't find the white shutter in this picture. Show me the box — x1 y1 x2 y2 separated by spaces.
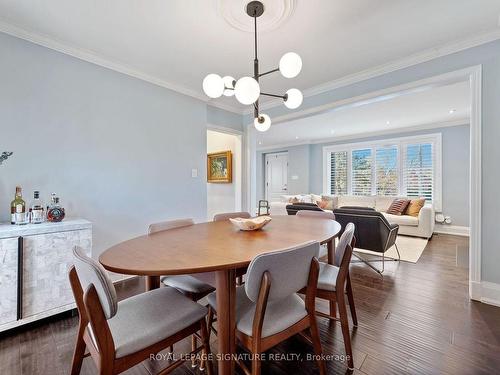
403 143 434 201
375 146 398 196
351 149 372 196
329 151 348 195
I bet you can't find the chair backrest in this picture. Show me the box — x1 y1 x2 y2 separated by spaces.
296 210 335 220
335 222 355 267
72 246 118 319
245 241 320 302
333 208 392 252
213 211 251 222
148 218 194 234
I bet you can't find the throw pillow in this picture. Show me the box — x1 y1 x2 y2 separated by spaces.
317 200 328 209
406 198 426 217
387 199 411 215
320 195 338 210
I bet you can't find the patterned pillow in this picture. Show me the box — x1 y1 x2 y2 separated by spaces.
317 200 329 209
387 199 411 215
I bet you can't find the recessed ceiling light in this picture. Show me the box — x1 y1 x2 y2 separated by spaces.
449 109 456 114
330 129 336 134
386 121 391 125
295 136 299 140
258 141 262 145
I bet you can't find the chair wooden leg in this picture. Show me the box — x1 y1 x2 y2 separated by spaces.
207 306 214 340
70 320 86 375
191 335 198 368
168 345 173 353
337 290 354 369
251 353 261 375
329 300 337 319
200 320 213 375
309 315 327 375
346 275 358 327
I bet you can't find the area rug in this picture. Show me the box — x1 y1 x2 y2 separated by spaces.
353 235 428 263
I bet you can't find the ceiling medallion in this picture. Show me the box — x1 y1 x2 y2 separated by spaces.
217 0 296 33
204 1 303 132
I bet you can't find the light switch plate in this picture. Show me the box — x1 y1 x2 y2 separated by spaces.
191 168 198 178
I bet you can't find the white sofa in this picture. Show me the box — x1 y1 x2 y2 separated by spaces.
269 194 434 238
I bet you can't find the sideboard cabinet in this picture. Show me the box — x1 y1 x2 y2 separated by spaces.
0 219 91 332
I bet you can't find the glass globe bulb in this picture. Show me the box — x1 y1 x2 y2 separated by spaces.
284 88 303 109
279 52 302 78
254 113 271 132
235 77 260 105
203 74 224 98
222 75 235 97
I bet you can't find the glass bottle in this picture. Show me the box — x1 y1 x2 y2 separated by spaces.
10 186 27 225
29 191 45 224
47 194 65 222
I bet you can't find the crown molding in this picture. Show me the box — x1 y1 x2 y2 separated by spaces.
246 28 500 114
0 19 246 114
256 118 469 151
1 18 498 117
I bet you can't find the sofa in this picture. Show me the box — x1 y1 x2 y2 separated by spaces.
271 194 434 239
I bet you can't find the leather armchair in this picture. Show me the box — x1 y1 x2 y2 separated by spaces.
286 202 323 215
333 207 400 274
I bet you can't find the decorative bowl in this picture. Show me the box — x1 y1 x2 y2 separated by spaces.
229 216 272 231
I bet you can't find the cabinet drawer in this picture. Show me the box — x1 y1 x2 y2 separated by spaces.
22 229 91 318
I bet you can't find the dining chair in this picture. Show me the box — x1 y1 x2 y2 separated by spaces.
296 210 335 259
206 241 326 375
213 211 251 221
69 246 213 375
315 223 357 370
148 218 216 370
213 211 251 285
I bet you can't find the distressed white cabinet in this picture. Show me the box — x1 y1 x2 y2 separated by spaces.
0 219 91 332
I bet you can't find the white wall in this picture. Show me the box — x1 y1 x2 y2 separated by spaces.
0 32 210 258
207 130 241 220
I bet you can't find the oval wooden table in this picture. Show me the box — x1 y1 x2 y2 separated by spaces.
99 215 341 375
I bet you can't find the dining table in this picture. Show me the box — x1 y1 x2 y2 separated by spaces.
99 215 341 374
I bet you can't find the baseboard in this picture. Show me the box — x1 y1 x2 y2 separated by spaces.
480 281 500 307
434 224 470 237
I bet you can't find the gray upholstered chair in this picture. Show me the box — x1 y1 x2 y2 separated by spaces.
206 241 326 375
69 246 212 375
213 211 251 221
296 210 335 260
314 223 357 370
148 218 215 369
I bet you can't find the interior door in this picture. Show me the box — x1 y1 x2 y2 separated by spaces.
265 152 288 202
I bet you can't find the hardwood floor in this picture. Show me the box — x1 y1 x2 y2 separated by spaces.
1 234 500 374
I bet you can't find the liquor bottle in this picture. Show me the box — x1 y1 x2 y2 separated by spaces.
29 191 45 224
10 186 27 225
47 193 65 222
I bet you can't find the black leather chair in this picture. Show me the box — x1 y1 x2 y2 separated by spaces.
286 202 324 215
333 206 400 274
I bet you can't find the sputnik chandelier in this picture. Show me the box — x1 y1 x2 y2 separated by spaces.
202 1 303 132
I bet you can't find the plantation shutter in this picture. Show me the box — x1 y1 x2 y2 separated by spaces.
403 143 434 201
329 151 348 195
375 146 398 196
351 149 372 196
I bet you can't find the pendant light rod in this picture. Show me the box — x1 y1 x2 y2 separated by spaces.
258 68 280 78
261 92 287 99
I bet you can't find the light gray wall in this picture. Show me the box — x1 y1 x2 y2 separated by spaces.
0 32 212 257
256 144 311 200
207 105 243 132
308 125 470 226
251 39 500 284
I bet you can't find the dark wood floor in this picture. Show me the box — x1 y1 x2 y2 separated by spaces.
2 234 500 375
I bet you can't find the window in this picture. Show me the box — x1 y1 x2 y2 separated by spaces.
330 151 348 195
376 146 398 196
351 149 372 195
323 134 441 210
403 143 433 201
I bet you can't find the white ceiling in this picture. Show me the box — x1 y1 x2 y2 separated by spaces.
256 80 470 148
0 0 499 113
